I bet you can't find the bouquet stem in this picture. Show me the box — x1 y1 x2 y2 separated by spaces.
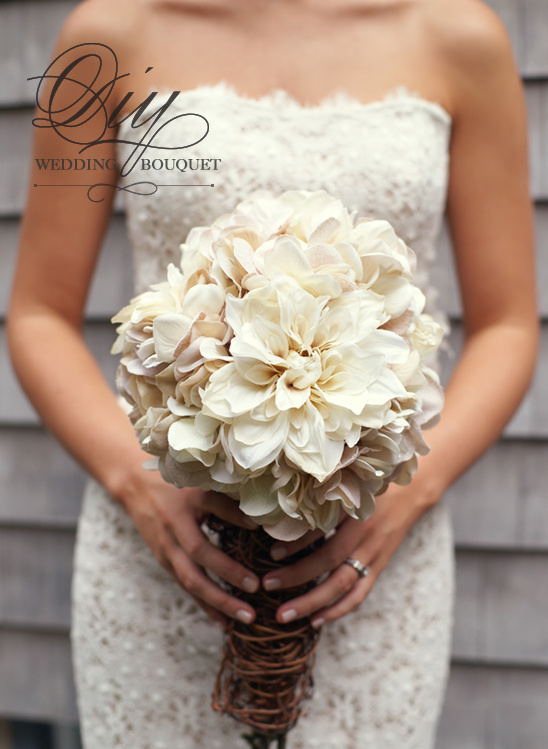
207 518 323 743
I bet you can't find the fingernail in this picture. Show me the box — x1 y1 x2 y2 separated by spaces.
280 608 298 623
263 577 282 591
242 576 259 593
236 609 253 624
311 617 325 629
271 546 288 561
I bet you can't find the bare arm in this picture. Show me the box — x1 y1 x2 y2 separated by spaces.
7 5 260 627
263 6 539 624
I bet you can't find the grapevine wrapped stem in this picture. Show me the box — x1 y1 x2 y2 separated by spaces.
207 518 323 743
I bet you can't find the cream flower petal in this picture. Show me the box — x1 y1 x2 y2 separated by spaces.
412 315 445 357
262 235 312 276
182 283 225 318
227 406 290 470
152 314 191 362
167 417 217 455
285 402 344 481
203 366 275 419
238 479 281 518
264 515 316 542
166 398 198 417
308 216 344 245
275 372 311 411
231 321 289 366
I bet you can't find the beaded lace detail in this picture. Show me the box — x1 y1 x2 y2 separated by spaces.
71 82 455 749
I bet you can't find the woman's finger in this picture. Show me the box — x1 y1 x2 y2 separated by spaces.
273 561 374 624
263 517 369 591
162 556 228 628
169 545 256 624
309 572 376 627
170 519 261 595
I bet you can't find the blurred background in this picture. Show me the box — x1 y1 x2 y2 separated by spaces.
1 1 547 747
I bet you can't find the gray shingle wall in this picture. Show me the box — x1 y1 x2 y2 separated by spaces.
0 1 547 743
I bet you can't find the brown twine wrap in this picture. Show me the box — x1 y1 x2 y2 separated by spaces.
207 517 323 739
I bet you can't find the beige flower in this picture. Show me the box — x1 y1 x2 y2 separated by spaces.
201 273 410 483
112 189 445 540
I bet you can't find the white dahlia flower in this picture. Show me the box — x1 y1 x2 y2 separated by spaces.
112 189 444 540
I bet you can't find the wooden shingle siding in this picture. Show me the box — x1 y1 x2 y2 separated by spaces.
0 109 35 218
438 664 548 749
0 0 547 743
0 2 79 107
525 83 548 199
521 1 548 77
0 528 74 630
453 550 548 665
447 440 548 550
0 630 78 723
0 430 84 526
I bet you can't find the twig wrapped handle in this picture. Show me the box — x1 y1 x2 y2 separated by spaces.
207 517 323 741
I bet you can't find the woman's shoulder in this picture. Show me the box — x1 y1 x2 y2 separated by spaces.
417 0 520 115
50 0 177 99
419 0 516 73
55 0 149 48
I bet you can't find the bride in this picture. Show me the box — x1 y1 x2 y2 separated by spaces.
7 0 537 747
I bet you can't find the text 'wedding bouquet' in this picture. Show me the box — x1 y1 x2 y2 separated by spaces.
111 189 444 746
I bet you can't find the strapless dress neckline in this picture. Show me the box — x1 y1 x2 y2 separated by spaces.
116 80 452 132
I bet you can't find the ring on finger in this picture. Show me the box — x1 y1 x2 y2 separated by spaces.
342 557 371 578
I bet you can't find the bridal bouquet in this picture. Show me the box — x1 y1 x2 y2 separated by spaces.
111 189 444 744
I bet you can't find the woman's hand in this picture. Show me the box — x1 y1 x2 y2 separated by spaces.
261 482 434 628
120 470 261 628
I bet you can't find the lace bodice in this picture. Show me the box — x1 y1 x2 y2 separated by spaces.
71 83 455 749
115 81 451 316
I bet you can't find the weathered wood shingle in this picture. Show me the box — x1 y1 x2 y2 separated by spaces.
0 630 78 723
0 1 79 107
438 664 548 749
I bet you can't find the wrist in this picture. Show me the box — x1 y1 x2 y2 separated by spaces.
103 447 158 511
407 469 446 518
385 468 446 529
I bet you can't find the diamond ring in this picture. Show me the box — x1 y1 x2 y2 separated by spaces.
343 557 371 578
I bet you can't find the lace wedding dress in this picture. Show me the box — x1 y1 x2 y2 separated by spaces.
71 81 455 749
